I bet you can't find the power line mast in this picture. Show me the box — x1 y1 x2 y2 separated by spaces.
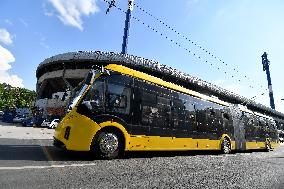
261 52 275 109
121 0 134 54
106 0 134 54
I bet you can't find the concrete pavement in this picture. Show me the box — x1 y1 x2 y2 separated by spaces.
0 121 53 139
0 123 284 188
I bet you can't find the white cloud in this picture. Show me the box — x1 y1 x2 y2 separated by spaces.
47 0 99 31
0 45 24 87
0 45 15 70
0 29 24 88
0 70 24 88
43 3 54 17
0 28 13 45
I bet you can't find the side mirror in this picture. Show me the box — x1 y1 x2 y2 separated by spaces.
101 66 110 75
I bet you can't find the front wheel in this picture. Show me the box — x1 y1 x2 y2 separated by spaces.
221 138 231 154
91 131 124 159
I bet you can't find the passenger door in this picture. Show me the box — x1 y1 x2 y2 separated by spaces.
229 105 246 151
171 91 187 138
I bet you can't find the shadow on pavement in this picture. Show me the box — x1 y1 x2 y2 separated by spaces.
0 142 93 162
0 144 49 161
0 138 276 162
0 144 224 162
123 150 223 159
44 146 93 161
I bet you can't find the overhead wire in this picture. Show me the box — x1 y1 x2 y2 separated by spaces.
133 2 270 93
102 0 268 95
240 91 267 106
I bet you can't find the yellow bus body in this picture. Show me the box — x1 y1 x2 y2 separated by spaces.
54 64 279 153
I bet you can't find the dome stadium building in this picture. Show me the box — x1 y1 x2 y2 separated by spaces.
36 51 284 124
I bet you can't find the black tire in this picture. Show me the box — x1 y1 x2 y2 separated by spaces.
221 137 231 154
91 130 124 159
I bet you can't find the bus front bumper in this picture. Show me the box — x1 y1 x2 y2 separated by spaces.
53 110 102 151
53 137 66 149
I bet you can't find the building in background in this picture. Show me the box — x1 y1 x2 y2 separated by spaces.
36 51 284 131
36 51 94 118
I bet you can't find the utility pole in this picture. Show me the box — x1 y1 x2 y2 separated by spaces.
106 0 134 54
121 0 134 54
261 52 275 110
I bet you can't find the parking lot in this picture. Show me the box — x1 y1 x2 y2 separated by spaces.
0 121 284 189
0 121 54 139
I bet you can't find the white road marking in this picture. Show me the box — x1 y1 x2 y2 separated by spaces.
0 163 98 170
209 154 242 158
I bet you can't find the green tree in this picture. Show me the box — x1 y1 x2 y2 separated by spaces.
0 83 36 111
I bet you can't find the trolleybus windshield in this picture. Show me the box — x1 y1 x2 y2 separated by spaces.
67 69 101 111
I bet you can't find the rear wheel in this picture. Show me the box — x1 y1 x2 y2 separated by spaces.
221 137 231 154
92 130 124 159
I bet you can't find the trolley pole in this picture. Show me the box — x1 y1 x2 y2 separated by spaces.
121 0 134 54
261 52 275 110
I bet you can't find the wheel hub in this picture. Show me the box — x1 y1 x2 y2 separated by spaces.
223 139 230 154
99 133 119 155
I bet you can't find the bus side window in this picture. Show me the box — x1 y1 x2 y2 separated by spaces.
194 99 206 125
106 82 131 114
141 91 157 125
108 93 126 108
172 91 186 129
157 95 171 128
184 96 197 134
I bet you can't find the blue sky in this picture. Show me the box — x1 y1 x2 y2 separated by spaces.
0 0 284 112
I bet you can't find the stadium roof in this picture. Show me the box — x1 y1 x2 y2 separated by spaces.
37 51 284 119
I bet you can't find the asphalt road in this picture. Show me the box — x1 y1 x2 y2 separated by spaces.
0 123 284 189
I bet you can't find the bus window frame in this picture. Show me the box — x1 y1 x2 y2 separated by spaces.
67 69 107 112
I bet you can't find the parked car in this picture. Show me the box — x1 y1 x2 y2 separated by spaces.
279 133 284 143
22 117 33 127
13 115 26 123
49 119 60 129
278 131 284 143
2 111 16 123
32 116 44 127
41 119 51 128
0 111 3 120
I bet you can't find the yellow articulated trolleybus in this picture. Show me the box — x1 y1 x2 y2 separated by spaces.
43 51 284 159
